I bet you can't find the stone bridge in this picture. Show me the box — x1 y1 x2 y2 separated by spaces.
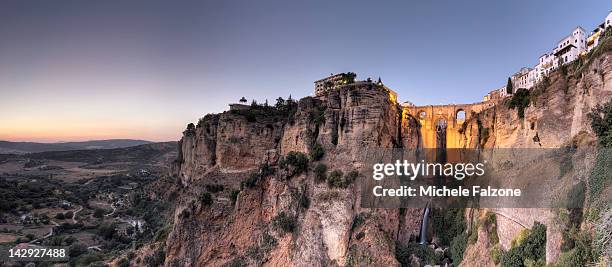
403 102 491 149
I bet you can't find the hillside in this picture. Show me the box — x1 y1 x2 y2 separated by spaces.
0 139 153 154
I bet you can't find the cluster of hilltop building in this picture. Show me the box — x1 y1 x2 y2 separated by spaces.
483 11 612 102
313 11 612 108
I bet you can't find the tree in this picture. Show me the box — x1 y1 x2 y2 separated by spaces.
342 72 357 84
93 208 105 218
239 97 247 103
275 97 285 109
309 143 325 161
509 88 530 119
506 77 513 94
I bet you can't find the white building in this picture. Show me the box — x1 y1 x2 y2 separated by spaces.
553 27 587 68
587 11 612 52
487 11 610 101
535 53 555 82
511 67 532 90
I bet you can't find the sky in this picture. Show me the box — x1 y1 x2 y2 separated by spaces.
0 0 609 142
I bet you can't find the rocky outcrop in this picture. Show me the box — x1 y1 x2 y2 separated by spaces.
166 83 422 266
460 52 612 265
166 51 611 266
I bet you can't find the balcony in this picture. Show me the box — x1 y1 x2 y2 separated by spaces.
553 44 575 56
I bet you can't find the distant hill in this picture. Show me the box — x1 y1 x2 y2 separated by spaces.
26 141 178 165
0 139 154 154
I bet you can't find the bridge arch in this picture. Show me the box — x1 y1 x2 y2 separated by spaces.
402 102 488 148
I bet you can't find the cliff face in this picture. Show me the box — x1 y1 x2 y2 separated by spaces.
460 52 612 265
165 52 611 266
486 52 612 149
167 84 420 266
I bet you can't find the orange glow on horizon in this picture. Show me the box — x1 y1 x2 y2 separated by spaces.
0 118 180 142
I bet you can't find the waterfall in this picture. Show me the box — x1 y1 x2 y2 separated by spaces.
419 201 431 244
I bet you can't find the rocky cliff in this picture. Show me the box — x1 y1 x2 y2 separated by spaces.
159 50 611 266
166 83 424 266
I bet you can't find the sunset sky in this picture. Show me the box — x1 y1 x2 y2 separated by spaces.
0 0 609 142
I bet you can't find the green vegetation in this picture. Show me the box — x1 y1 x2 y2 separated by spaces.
279 151 309 177
508 88 531 119
309 143 325 161
331 131 339 146
432 209 466 246
396 242 437 266
450 232 468 265
308 105 327 126
231 95 298 124
587 100 612 147
241 163 275 190
271 212 296 234
205 184 224 193
327 170 343 188
299 192 310 209
246 232 278 262
342 72 357 84
500 222 546 267
327 169 359 188
491 244 502 265
118 258 130 267
200 192 213 205
230 189 240 205
241 172 260 189
313 163 327 182
93 208 105 218
0 177 61 213
576 33 612 76
74 252 105 266
506 77 513 94
586 100 612 209
144 248 166 267
486 214 499 245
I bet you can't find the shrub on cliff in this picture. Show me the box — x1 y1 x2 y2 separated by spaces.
144 248 165 267
309 143 325 161
241 172 259 189
501 221 546 267
230 189 240 205
279 151 309 177
259 162 275 177
450 232 467 265
588 100 612 147
314 163 327 182
327 170 344 188
327 169 358 188
395 242 437 266
271 212 296 234
200 192 213 205
344 170 359 185
432 208 466 246
509 88 530 119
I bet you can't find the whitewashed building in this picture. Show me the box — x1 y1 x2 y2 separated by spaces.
553 27 587 68
511 67 532 90
535 53 555 82
587 11 612 52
